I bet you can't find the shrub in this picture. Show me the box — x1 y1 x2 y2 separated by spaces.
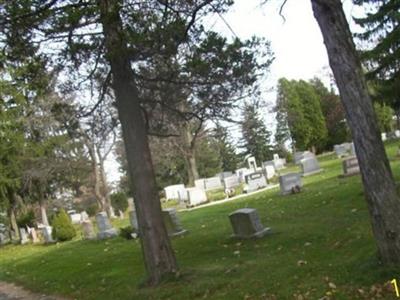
110 192 128 214
51 209 76 241
16 210 35 227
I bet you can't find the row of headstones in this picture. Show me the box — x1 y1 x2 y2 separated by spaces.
164 154 288 207
0 225 57 245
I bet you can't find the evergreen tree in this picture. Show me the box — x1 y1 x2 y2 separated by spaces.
213 124 240 172
240 103 273 163
353 0 400 124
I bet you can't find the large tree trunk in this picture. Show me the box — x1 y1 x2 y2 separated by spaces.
311 0 400 264
98 0 178 285
39 199 49 226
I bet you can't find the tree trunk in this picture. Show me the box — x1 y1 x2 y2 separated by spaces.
396 108 400 130
98 0 178 285
86 140 107 213
181 122 199 186
98 156 114 218
8 204 20 240
311 0 400 264
39 199 49 226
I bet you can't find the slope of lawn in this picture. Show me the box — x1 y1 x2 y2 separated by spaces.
1 142 400 299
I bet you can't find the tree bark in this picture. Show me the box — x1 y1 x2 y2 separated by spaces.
181 123 199 186
7 193 20 241
98 156 114 218
39 199 49 226
311 0 400 264
98 0 178 285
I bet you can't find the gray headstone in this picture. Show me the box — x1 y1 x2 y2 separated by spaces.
162 208 187 237
129 210 139 232
342 156 360 176
300 157 322 176
81 221 96 240
80 211 89 222
223 175 240 189
279 173 303 195
0 223 9 245
95 212 118 239
19 228 29 245
229 208 271 239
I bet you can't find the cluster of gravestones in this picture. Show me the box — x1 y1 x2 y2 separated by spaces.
0 224 56 245
164 154 288 208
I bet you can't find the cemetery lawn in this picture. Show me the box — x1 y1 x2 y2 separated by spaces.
1 143 400 299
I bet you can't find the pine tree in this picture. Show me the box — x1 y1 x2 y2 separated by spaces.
353 0 400 123
240 103 273 163
213 124 240 172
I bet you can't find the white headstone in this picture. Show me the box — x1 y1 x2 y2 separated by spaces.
164 184 187 201
382 132 387 141
244 172 267 193
80 211 89 222
19 228 29 245
69 213 82 225
263 165 275 180
223 175 241 189
81 221 96 240
186 188 208 207
42 226 55 243
229 208 271 239
247 156 257 171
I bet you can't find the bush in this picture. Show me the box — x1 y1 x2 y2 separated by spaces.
51 209 76 242
110 192 128 214
17 210 35 227
119 226 135 240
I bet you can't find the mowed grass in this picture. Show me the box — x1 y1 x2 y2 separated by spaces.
1 142 400 299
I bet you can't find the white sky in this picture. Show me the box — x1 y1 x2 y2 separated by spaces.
105 0 365 185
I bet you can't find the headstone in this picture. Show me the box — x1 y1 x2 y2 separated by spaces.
162 208 187 237
334 144 348 158
204 177 223 190
81 221 96 240
186 188 208 207
244 172 267 193
300 157 322 176
80 211 89 222
118 210 124 219
229 208 271 239
30 228 39 243
216 171 233 181
273 153 279 161
129 210 139 232
247 156 257 171
164 184 187 201
263 165 275 180
235 168 253 183
19 228 29 245
95 212 118 239
42 226 55 243
195 177 223 191
341 156 360 177
223 175 241 189
69 213 82 225
0 223 10 245
382 132 387 141
279 173 303 195
395 130 400 138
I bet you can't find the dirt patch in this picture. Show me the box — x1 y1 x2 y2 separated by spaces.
0 281 69 300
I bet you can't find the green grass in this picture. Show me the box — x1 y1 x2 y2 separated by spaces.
1 142 400 299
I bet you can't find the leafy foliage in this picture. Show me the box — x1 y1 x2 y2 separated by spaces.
110 192 128 214
51 209 76 242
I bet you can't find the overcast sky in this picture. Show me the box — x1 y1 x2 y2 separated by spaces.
105 0 365 185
